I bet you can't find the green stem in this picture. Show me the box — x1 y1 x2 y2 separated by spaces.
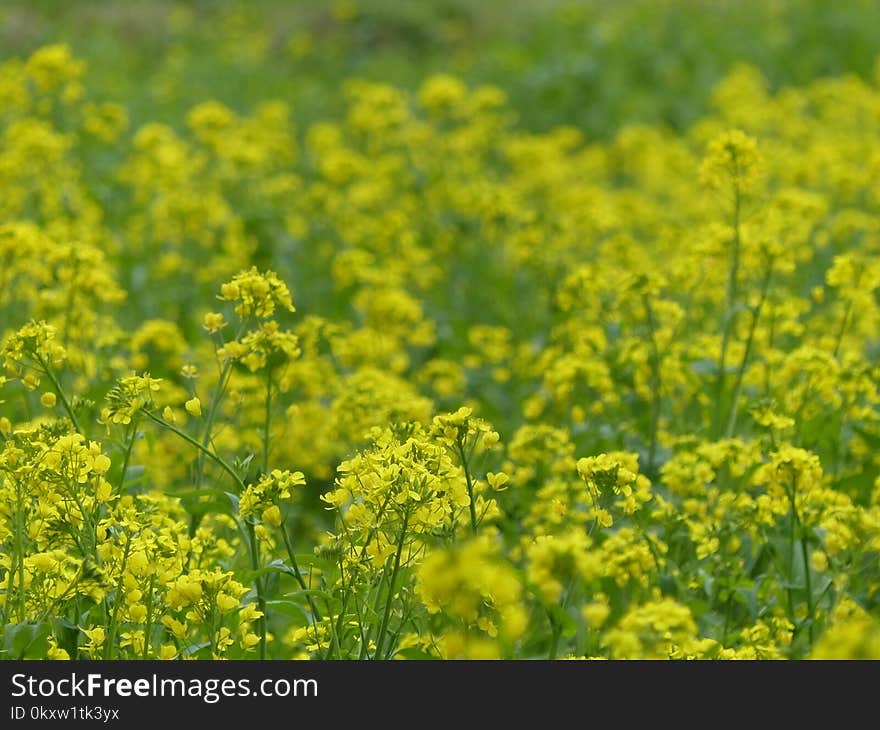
785 477 798 631
374 510 409 659
792 372 817 445
642 293 662 474
195 346 238 489
208 604 218 657
548 611 561 660
142 575 155 659
38 568 83 623
713 184 742 439
116 419 138 493
35 354 83 435
104 537 132 659
13 480 25 623
787 507 796 623
142 409 245 492
246 522 267 660
832 298 854 360
721 592 733 645
262 366 272 474
724 258 773 439
68 487 97 562
787 475 814 645
280 524 326 657
456 438 478 534
383 600 417 660
800 532 814 645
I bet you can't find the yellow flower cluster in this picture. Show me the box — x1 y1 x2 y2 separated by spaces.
416 535 526 659
3 43 880 659
239 469 306 526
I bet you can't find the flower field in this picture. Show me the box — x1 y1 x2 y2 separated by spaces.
3 1 880 660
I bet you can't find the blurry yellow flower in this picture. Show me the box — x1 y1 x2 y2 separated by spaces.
203 312 226 334
262 505 282 527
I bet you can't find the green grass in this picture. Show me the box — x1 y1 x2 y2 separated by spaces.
3 0 879 137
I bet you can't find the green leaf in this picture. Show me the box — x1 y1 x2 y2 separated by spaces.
290 553 335 573
547 603 578 638
282 588 334 603
167 487 238 519
51 617 79 656
4 621 51 659
853 424 880 450
186 499 231 519
122 464 145 486
233 453 254 478
264 599 313 620
248 558 299 580
690 358 718 376
181 641 211 658
167 486 231 501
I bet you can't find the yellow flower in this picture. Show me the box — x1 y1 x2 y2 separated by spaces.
180 364 198 379
93 454 112 474
95 479 113 503
262 505 282 527
582 598 611 627
216 592 240 613
30 552 56 573
241 633 261 651
162 616 188 639
185 397 202 417
486 471 509 491
128 550 151 577
699 129 763 192
83 627 106 647
418 75 467 112
203 312 226 334
40 391 56 407
47 646 70 660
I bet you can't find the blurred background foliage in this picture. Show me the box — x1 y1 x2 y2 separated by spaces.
3 0 880 139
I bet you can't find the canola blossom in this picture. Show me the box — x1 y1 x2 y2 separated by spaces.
3 42 880 661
